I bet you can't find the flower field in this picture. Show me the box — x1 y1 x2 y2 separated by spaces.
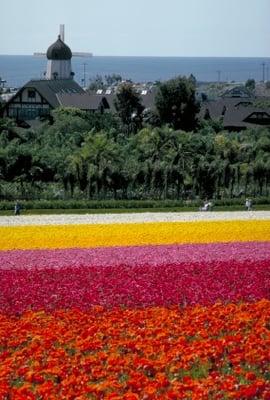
0 212 270 399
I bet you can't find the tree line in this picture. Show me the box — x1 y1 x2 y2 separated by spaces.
0 76 269 201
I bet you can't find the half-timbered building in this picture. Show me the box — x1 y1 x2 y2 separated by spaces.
1 35 109 124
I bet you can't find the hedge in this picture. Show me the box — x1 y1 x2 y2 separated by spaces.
0 197 269 211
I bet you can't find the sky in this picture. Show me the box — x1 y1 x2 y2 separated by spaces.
0 0 269 57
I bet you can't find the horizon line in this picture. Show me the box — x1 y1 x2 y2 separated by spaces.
0 53 270 59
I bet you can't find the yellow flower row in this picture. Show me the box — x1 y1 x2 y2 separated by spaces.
1 220 269 251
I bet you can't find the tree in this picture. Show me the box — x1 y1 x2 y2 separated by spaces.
79 132 122 198
155 75 199 131
0 118 20 141
88 75 104 91
114 83 144 133
245 79 255 91
105 74 122 86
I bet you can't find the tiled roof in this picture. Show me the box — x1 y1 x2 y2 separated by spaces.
200 95 270 129
87 89 158 113
22 79 84 107
57 93 110 110
223 106 270 129
199 98 254 120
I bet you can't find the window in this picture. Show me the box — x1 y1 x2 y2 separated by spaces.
28 90 36 99
8 104 50 120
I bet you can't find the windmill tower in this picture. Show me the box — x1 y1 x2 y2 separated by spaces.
45 26 74 80
60 24 65 41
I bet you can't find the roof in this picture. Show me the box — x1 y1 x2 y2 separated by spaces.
56 93 110 110
221 85 254 99
23 79 84 107
199 94 270 129
98 93 116 112
46 36 72 60
199 98 254 120
140 90 157 110
223 106 270 129
87 89 158 113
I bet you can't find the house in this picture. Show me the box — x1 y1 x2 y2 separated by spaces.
221 86 254 99
1 34 109 125
200 85 270 130
2 79 84 121
223 107 270 131
88 87 157 114
200 98 254 120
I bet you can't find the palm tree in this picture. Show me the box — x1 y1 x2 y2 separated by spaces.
80 132 121 199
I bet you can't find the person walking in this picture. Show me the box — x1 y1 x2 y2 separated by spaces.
245 198 252 211
14 201 21 216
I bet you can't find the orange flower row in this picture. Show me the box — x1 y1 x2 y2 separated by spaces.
0 300 269 399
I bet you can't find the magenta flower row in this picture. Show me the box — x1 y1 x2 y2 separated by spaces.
0 243 269 314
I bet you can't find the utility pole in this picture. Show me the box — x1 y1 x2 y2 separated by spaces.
82 63 87 88
262 62 265 82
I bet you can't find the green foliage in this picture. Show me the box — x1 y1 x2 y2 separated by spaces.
0 117 21 141
104 74 122 86
254 99 270 109
1 197 270 212
245 78 255 91
88 74 104 91
1 110 270 202
114 83 144 133
155 75 199 130
0 199 184 211
88 74 122 91
85 112 121 134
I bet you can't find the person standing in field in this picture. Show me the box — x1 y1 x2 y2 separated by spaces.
14 201 21 216
245 198 252 211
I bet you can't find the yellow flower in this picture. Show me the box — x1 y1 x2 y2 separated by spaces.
0 220 269 251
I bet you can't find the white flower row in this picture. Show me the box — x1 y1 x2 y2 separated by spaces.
0 211 270 227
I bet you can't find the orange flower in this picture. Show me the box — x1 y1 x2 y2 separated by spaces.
0 301 269 398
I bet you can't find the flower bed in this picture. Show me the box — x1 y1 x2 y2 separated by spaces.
0 213 270 399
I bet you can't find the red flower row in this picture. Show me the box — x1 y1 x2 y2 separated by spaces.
0 257 269 314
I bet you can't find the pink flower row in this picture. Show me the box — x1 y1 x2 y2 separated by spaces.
1 241 270 270
0 251 269 314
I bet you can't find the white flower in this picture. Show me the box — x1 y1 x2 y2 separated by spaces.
0 211 270 227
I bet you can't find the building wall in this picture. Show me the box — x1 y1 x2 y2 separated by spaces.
3 88 51 120
46 60 72 80
20 88 43 103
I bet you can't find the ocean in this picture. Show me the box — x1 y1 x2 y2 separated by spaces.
0 55 269 88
